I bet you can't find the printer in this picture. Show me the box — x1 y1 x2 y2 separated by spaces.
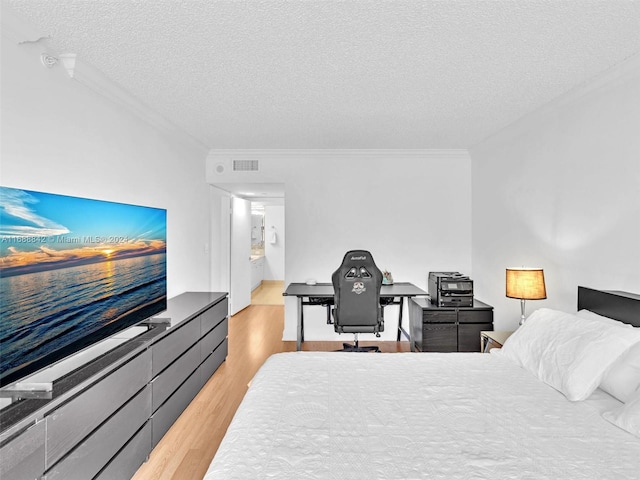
428 272 474 307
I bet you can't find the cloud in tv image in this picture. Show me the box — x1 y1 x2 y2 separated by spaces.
0 187 167 387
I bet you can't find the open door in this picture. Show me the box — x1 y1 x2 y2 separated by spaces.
229 196 251 315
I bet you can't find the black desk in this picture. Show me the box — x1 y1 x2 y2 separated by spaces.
283 282 427 351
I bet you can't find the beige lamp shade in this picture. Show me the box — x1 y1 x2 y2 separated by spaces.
505 268 547 300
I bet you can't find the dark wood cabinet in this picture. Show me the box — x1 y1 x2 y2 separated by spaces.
410 297 493 352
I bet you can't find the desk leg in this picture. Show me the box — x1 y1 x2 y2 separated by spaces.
396 297 405 341
297 297 303 351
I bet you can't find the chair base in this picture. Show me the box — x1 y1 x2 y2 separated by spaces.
336 342 380 352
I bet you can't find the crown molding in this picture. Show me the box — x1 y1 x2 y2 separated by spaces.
70 58 208 153
207 149 470 161
562 51 640 102
2 4 208 156
476 52 640 148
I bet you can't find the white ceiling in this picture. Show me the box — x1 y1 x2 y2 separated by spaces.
6 0 640 153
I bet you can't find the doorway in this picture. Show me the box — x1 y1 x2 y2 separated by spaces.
219 184 284 313
249 200 285 306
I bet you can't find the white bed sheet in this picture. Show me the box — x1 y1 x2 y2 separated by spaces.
204 352 640 479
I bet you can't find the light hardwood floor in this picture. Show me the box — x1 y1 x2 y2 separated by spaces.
251 280 284 305
132 304 410 480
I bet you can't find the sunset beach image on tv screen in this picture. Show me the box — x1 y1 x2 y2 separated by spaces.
0 186 167 386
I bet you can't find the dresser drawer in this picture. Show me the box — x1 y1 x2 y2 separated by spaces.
46 385 151 480
200 297 228 335
422 311 456 323
0 420 45 480
95 421 151 480
201 317 228 361
200 338 228 386
151 370 201 447
458 323 494 352
152 317 200 377
420 324 457 352
152 342 201 412
46 349 151 468
459 310 493 324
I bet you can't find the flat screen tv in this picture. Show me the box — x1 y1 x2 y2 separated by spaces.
0 186 167 387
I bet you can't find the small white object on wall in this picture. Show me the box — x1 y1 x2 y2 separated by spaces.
58 53 77 78
40 52 76 78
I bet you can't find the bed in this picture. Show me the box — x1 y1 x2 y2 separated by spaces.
204 287 640 479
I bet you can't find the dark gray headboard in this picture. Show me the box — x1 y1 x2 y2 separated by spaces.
577 286 640 327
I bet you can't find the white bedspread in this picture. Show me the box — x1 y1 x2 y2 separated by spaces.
204 352 640 479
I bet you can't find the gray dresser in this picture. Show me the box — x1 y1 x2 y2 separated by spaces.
0 292 228 480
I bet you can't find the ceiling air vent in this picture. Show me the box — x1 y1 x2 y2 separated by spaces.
233 160 259 172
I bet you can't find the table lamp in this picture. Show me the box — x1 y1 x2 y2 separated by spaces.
506 268 546 325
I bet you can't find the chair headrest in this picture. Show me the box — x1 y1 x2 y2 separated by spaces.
340 251 375 266
335 250 381 279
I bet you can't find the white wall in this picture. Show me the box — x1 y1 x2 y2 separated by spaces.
207 150 472 340
209 187 231 293
1 8 212 298
471 56 640 330
264 205 285 280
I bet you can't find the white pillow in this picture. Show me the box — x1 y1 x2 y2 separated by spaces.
577 310 640 402
600 342 640 403
499 308 640 401
603 387 640 438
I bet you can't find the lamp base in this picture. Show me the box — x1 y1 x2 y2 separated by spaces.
519 299 527 325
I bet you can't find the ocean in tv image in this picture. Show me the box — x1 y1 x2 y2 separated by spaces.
0 187 167 387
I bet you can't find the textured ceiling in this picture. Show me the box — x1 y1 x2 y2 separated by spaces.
5 0 640 150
